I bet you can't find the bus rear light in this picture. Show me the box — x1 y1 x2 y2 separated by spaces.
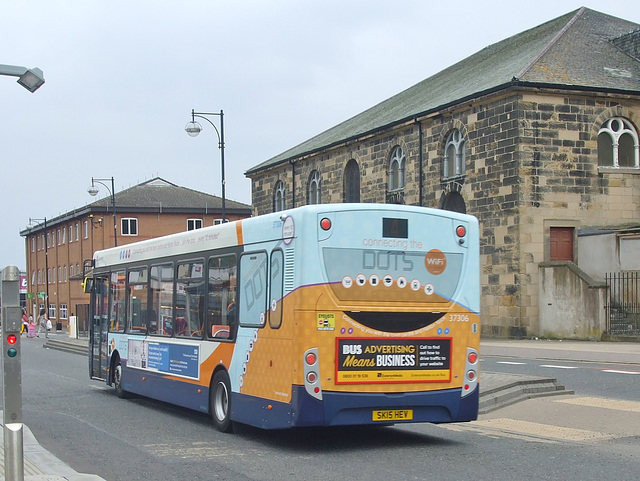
320 218 332 230
303 348 322 401
462 347 479 398
456 225 466 237
305 352 317 365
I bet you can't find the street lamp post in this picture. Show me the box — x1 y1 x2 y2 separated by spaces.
185 109 226 223
87 177 118 247
28 217 49 315
0 64 45 92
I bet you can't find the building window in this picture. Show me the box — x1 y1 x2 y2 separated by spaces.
69 226 73 242
598 117 639 168
84 221 89 239
32 271 35 284
308 170 321 205
187 219 203 231
64 265 67 282
122 218 138 236
389 146 406 191
274 180 286 212
444 130 465 179
70 265 74 278
57 267 61 283
59 304 68 320
31 237 35 252
62 227 66 244
57 229 61 245
75 223 79 241
344 159 360 203
49 303 56 320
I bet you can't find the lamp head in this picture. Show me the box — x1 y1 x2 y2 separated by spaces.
185 121 202 137
17 67 45 93
87 185 99 196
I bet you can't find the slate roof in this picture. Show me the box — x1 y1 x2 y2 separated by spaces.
88 178 250 213
246 7 640 175
20 178 251 235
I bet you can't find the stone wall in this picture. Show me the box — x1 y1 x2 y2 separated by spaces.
248 87 640 338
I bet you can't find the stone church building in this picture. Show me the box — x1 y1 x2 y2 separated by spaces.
245 8 640 338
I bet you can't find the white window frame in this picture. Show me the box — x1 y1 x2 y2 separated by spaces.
274 180 286 212
308 170 321 205
598 117 639 169
187 218 203 231
59 304 68 320
443 130 465 179
48 303 56 320
389 146 406 191
121 218 138 236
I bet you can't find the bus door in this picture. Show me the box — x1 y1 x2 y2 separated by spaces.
89 276 109 380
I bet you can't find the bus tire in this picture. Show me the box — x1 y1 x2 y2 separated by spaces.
113 358 128 399
211 370 233 433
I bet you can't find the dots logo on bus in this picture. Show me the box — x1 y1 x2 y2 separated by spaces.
119 249 131 260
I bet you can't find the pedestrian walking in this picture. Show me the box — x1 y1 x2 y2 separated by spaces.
21 308 29 336
27 315 36 338
37 309 49 338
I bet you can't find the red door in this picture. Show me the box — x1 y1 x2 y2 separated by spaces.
550 227 574 261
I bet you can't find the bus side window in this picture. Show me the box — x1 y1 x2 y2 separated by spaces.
207 255 237 340
150 264 173 336
109 270 125 333
238 252 268 328
269 249 284 329
127 267 149 334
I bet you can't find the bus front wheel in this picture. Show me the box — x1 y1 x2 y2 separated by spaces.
113 359 128 399
211 370 233 433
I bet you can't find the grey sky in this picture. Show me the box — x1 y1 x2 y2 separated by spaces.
1 1 636 270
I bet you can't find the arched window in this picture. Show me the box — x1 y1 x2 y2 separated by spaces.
308 170 321 205
274 180 286 212
598 118 639 168
344 159 360 203
443 130 465 179
388 146 405 191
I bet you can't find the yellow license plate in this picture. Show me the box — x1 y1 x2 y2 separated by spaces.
372 409 413 421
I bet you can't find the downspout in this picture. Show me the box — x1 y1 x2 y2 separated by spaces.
415 118 424 206
290 159 296 208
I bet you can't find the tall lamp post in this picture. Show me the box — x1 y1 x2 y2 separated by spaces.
87 177 118 247
28 217 49 314
185 109 226 223
3 61 44 481
0 64 45 92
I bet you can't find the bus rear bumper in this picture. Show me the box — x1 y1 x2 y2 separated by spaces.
289 384 479 428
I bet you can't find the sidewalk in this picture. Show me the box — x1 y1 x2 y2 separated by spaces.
481 338 640 365
0 418 105 480
3 335 638 479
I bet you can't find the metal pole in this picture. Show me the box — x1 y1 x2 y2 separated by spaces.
110 177 118 246
44 218 49 314
219 110 226 223
2 265 25 481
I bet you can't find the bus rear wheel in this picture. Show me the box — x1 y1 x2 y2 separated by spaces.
211 371 233 433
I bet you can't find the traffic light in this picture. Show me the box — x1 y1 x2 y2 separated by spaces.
6 333 18 358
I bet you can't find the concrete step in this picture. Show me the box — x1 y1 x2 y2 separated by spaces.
43 338 88 356
479 376 573 414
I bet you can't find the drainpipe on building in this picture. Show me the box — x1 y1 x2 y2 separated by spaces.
415 118 424 206
290 159 296 208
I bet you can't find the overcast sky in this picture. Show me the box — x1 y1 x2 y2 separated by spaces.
1 1 636 270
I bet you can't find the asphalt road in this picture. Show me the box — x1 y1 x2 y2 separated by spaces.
4 337 639 481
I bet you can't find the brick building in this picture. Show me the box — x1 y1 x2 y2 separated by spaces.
245 8 640 338
20 177 251 330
